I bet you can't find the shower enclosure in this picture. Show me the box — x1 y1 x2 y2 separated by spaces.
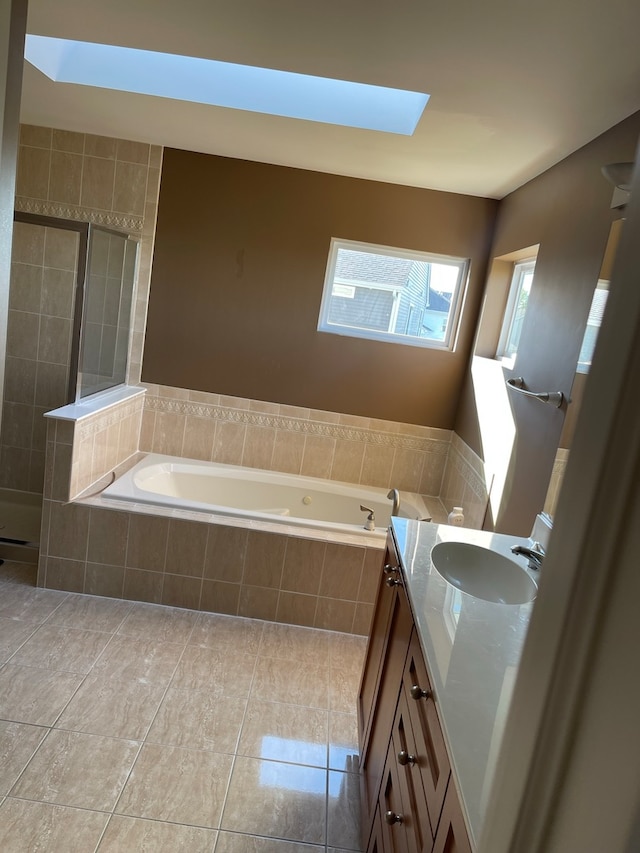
0 212 138 549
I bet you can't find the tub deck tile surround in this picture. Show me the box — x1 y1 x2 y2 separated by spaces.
40 484 381 635
0 561 365 852
38 386 479 632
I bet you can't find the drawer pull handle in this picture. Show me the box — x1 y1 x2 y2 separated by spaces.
385 576 402 588
410 684 431 701
397 750 416 766
384 810 404 825
383 564 399 574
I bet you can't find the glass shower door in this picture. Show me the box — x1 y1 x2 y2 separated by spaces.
77 225 138 399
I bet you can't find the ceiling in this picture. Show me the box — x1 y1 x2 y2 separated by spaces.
20 0 640 199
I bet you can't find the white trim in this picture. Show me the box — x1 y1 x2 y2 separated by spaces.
317 236 468 350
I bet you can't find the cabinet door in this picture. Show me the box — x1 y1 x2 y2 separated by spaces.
359 536 414 839
392 691 433 852
403 631 451 832
431 781 472 853
379 747 414 853
359 535 400 748
366 807 385 853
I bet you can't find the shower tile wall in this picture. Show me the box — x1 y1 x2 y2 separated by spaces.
2 125 162 499
1 224 78 493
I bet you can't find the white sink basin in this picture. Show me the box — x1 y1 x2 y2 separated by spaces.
430 541 537 605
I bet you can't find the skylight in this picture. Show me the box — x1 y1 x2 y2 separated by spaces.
24 35 429 135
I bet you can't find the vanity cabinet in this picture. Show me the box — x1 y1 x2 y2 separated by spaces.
359 530 472 853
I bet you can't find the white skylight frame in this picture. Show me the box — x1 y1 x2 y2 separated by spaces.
24 35 430 135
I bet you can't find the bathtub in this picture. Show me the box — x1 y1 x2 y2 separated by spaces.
101 453 430 539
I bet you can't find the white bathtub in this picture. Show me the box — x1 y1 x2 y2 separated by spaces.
101 454 430 539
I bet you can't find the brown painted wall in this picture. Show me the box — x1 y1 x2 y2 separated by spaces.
455 111 640 533
142 150 497 427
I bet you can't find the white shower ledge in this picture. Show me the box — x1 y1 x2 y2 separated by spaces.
44 385 146 422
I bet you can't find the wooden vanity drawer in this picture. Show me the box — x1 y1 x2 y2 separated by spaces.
402 630 451 832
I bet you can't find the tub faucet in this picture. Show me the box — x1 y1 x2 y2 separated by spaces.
387 488 400 517
511 542 545 571
360 505 376 531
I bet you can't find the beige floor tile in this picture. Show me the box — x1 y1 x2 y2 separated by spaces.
328 713 360 773
238 699 328 767
259 622 332 663
189 612 264 654
146 688 245 752
0 563 366 850
0 721 48 795
46 594 132 632
91 634 185 685
116 743 233 828
0 616 38 662
11 729 140 811
0 798 108 852
10 624 111 673
0 664 83 725
252 657 330 709
329 664 360 714
98 815 217 851
55 675 165 740
327 770 362 850
117 602 198 642
171 646 256 695
215 831 324 852
221 756 327 845
0 586 68 621
328 632 367 673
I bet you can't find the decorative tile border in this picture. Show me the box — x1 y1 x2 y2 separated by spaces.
145 394 451 455
444 442 488 499
15 197 144 233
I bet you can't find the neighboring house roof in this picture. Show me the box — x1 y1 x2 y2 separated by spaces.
335 248 453 314
336 249 413 286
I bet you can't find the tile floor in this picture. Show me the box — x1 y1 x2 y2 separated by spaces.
0 560 365 852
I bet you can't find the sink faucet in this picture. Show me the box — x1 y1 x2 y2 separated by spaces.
387 488 400 517
511 542 545 571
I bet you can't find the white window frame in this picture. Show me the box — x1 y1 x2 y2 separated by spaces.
497 258 537 361
318 237 469 350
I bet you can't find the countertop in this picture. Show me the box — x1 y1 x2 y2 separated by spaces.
390 517 537 848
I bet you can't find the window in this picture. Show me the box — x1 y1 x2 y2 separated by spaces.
318 239 468 349
497 259 536 359
577 281 609 373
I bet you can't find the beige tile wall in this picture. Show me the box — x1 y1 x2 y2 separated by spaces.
14 124 162 395
543 447 569 519
1 222 79 493
439 432 491 528
44 394 145 504
141 384 452 497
